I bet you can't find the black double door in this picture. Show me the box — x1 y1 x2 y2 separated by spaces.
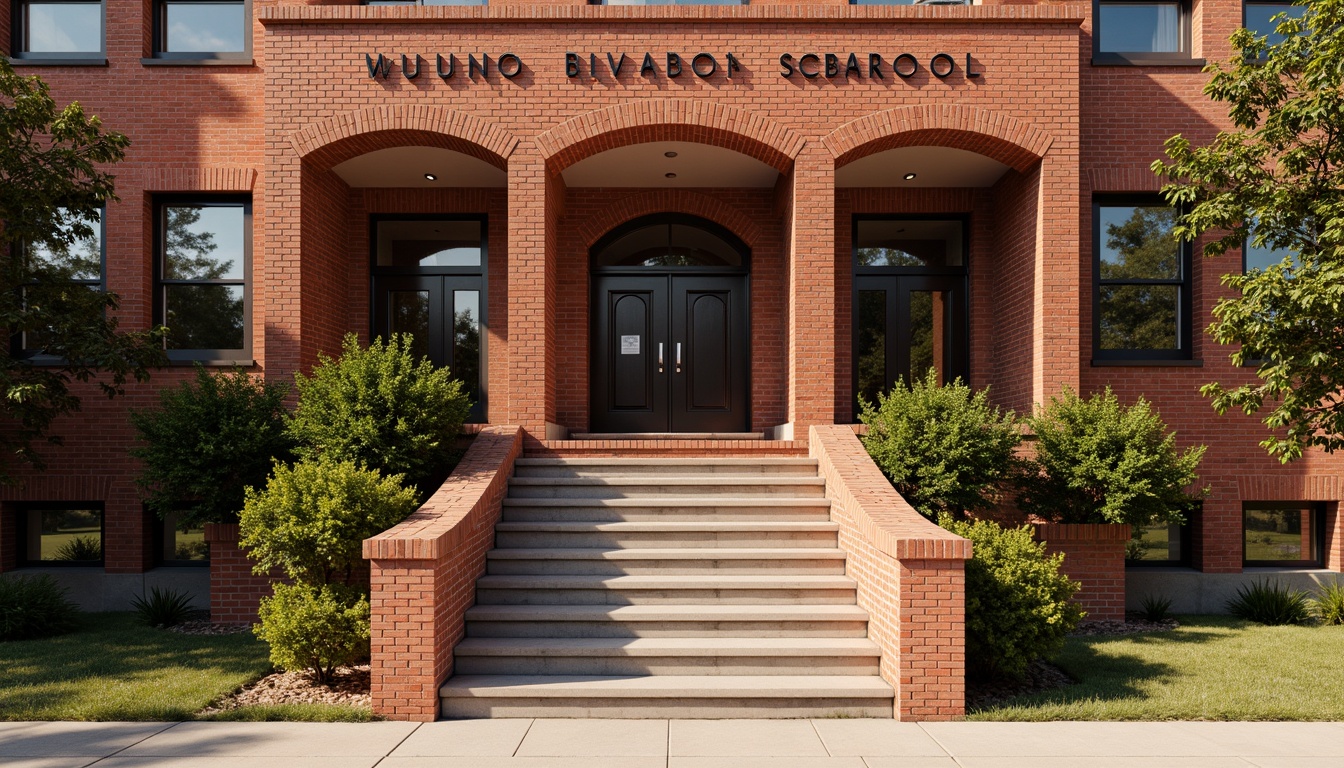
591 274 748 433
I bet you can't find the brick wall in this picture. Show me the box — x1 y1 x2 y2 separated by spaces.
363 424 523 721
1032 522 1131 622
810 424 971 720
203 523 280 624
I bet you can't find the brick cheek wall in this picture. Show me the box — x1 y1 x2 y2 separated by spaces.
204 523 281 624
1032 523 1131 622
810 424 970 721
363 424 523 721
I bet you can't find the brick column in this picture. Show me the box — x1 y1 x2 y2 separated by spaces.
1032 523 1130 621
506 147 554 438
1036 137 1081 404
204 523 277 624
1325 503 1343 572
787 143 837 434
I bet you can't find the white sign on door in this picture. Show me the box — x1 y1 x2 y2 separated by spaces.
620 335 640 355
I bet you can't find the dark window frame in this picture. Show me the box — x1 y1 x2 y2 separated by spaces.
154 194 253 363
16 501 106 567
10 206 107 363
1092 0 1197 66
10 0 105 62
150 0 252 62
1125 519 1194 567
1242 500 1326 568
1092 195 1193 362
152 508 210 567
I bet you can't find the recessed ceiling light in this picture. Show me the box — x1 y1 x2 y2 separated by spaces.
903 173 917 180
424 173 437 181
664 151 678 158
665 172 677 179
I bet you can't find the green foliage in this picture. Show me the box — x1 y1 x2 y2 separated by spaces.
1226 579 1313 626
1311 580 1344 626
1018 387 1206 527
1138 594 1174 623
54 535 102 562
859 370 1022 518
0 60 165 479
1153 0 1344 461
0 574 79 641
239 457 418 587
254 583 370 684
130 587 201 629
130 366 293 527
288 333 471 495
939 515 1084 681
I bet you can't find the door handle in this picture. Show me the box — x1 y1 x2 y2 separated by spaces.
675 342 682 374
658 342 664 374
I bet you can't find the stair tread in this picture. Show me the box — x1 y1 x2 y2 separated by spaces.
515 458 817 467
441 675 894 698
509 476 824 486
454 637 880 656
486 547 847 559
494 521 839 532
476 574 855 589
501 497 831 507
465 604 869 620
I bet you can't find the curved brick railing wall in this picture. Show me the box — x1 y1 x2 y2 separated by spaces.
1032 523 1131 622
362 424 523 721
809 425 972 720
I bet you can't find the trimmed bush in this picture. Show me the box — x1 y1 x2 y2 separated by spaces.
859 370 1022 518
255 583 370 683
288 334 471 496
131 587 201 628
0 574 79 641
239 457 419 588
1226 579 1313 626
131 365 293 527
1018 387 1206 527
1313 581 1344 626
939 515 1084 680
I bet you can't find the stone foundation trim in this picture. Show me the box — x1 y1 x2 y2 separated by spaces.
809 424 970 720
1032 522 1131 622
363 424 523 721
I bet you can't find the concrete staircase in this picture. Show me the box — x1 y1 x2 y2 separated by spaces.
439 457 894 718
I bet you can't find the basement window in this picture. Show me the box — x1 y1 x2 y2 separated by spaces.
1244 502 1324 567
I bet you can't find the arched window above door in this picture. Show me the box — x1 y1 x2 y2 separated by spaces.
592 214 746 269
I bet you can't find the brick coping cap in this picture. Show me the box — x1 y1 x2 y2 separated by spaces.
260 5 1086 26
1032 522 1134 541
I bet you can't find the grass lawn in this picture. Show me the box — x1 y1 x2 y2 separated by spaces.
972 615 1344 721
0 612 368 721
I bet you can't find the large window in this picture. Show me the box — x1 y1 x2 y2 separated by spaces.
155 196 251 362
152 1 250 61
15 207 104 358
11 1 103 60
1093 198 1192 361
1244 1 1306 47
1094 1 1192 64
1244 502 1324 567
19 504 104 566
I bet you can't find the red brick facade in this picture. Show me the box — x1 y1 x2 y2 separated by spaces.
203 523 280 624
1033 523 1131 622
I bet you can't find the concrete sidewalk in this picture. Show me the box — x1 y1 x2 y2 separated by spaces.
3 719 1342 768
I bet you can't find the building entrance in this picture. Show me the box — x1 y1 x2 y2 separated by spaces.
589 215 749 433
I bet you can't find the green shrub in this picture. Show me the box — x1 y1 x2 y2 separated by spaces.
939 515 1084 680
54 534 102 562
288 334 471 496
1311 581 1344 626
859 370 1022 518
255 583 370 683
239 457 419 587
1226 579 1313 625
1018 386 1206 527
0 574 79 641
1138 594 1174 623
131 366 293 527
131 586 201 628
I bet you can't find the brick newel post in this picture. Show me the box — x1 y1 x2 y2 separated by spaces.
1031 523 1131 622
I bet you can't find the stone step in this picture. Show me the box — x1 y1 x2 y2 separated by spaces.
513 457 819 478
463 603 870 638
452 637 881 675
500 497 833 522
484 547 849 575
439 674 894 718
474 573 857 605
506 476 827 499
493 521 839 549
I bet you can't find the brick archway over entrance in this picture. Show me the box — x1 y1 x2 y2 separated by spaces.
824 105 1054 171
290 105 519 171
536 99 805 174
576 190 765 253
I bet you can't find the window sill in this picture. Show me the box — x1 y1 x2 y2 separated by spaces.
8 57 108 67
1091 55 1207 68
167 358 256 367
1091 359 1204 367
141 57 255 67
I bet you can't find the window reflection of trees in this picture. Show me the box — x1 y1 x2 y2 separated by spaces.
1099 206 1182 351
163 206 244 350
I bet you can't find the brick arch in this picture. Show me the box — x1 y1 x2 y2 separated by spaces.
537 100 805 175
290 106 518 171
824 105 1055 173
576 190 765 255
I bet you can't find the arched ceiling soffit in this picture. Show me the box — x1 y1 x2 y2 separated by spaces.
536 100 804 176
824 105 1054 173
577 190 764 252
291 106 518 172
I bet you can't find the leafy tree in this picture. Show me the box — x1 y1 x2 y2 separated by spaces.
0 60 164 478
1153 0 1344 461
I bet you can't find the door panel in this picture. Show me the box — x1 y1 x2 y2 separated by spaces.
671 276 747 432
853 275 965 406
591 276 669 433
